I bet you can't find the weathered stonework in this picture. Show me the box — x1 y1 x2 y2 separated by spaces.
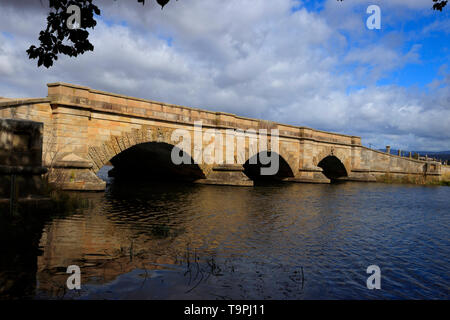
0 119 48 199
0 82 444 190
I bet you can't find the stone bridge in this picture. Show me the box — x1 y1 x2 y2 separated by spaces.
0 82 443 190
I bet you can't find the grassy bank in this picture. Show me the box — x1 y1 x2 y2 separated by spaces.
440 167 450 186
376 173 449 186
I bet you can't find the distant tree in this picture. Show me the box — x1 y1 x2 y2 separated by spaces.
338 0 448 11
431 0 448 11
26 0 447 68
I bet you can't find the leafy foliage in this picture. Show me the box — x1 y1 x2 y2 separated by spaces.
432 0 448 11
27 0 100 68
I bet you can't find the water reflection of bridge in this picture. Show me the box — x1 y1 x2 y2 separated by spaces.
35 182 334 298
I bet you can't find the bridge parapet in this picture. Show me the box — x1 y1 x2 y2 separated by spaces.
47 82 360 147
349 146 442 184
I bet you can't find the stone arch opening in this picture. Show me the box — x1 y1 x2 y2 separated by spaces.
243 152 294 182
318 155 348 181
105 142 205 182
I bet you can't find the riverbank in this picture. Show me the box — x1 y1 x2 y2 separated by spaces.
0 191 90 217
374 173 448 186
439 165 450 186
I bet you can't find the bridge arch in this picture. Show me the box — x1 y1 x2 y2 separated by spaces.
243 151 295 181
87 127 207 181
317 155 348 181
314 148 351 175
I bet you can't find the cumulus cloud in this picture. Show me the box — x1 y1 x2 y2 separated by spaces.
0 0 448 151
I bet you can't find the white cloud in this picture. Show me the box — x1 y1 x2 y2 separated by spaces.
0 0 448 151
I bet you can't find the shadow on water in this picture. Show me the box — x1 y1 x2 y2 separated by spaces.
0 212 45 299
0 199 89 299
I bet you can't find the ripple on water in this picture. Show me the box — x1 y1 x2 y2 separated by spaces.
24 181 450 299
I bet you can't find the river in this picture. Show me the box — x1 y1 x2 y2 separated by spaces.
1 167 449 299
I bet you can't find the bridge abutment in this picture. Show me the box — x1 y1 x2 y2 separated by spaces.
347 169 377 182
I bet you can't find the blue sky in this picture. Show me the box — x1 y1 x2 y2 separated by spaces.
0 0 449 151
310 1 448 89
298 0 449 89
373 9 448 89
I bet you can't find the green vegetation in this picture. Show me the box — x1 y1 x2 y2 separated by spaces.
48 191 90 213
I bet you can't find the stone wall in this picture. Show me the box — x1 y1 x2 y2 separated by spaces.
0 98 54 165
0 119 47 199
356 147 441 184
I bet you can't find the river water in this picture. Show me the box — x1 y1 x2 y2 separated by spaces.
2 167 449 299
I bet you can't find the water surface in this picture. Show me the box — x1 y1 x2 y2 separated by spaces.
2 168 449 299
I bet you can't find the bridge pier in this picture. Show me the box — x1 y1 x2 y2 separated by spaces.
286 166 331 184
195 164 253 187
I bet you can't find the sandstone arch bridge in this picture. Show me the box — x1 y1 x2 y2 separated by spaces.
0 83 443 191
